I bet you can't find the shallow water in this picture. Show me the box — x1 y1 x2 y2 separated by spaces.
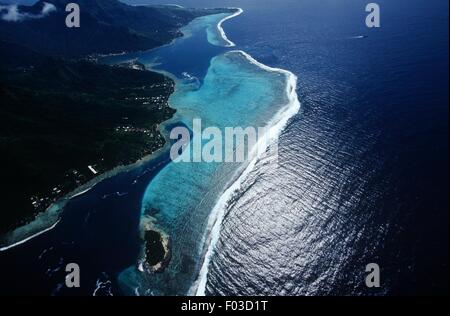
112 13 299 296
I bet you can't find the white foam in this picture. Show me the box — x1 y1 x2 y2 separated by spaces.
70 186 93 199
349 35 366 39
0 219 61 252
0 183 94 252
191 50 301 296
92 277 113 296
166 4 184 9
217 8 244 47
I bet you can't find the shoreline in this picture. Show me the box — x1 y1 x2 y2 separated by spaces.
95 8 239 63
217 8 244 47
189 27 301 296
192 55 301 295
0 8 237 252
0 7 302 298
0 127 174 252
0 219 61 252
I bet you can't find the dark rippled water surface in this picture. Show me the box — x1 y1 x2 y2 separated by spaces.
212 0 448 295
131 0 449 295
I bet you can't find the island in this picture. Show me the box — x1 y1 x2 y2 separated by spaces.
144 230 171 273
0 0 235 247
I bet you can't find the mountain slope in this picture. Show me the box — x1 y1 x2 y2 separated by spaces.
0 0 229 56
0 41 175 234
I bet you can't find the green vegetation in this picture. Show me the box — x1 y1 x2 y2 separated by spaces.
145 230 166 266
0 42 175 234
0 0 233 57
0 0 232 237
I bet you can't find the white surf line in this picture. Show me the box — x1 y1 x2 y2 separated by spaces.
0 7 240 257
129 3 184 8
0 219 61 252
191 51 301 296
0 182 94 252
70 186 94 199
165 4 184 8
217 8 244 47
0 180 96 252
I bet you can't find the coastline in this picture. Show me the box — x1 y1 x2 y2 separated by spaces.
0 7 302 298
0 219 61 252
114 8 301 296
95 7 240 62
191 53 301 295
0 126 173 251
217 8 244 47
0 7 240 252
188 42 301 297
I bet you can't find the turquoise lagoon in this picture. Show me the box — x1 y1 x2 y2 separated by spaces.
105 11 300 295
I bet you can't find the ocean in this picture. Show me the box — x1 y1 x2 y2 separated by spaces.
0 0 448 296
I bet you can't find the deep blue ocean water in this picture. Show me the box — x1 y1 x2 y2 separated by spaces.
0 0 448 295
171 0 448 296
